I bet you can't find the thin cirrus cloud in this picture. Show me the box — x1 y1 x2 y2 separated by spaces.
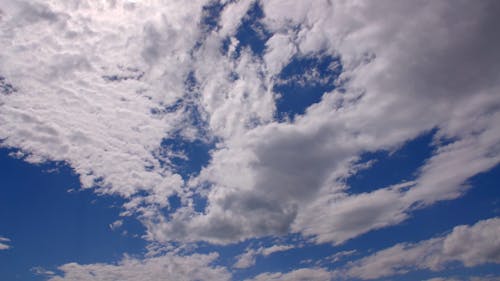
0 0 499 280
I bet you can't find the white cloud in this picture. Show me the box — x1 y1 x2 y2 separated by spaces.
0 236 10 250
109 219 123 231
245 267 332 281
344 217 500 279
326 250 357 263
31 266 55 277
234 244 295 269
145 0 500 246
47 252 231 281
0 0 209 205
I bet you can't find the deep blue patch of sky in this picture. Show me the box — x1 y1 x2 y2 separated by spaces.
346 130 436 194
273 55 342 121
201 1 224 33
233 2 271 57
0 148 146 281
0 76 17 95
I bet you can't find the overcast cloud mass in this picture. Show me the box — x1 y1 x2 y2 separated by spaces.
0 0 499 280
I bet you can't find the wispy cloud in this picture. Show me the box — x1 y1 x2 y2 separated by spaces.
0 236 11 250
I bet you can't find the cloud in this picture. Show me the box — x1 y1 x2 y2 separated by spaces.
326 250 357 264
31 266 55 277
47 252 230 281
0 0 209 204
344 217 500 279
234 244 295 269
244 267 332 281
239 218 500 280
109 219 124 231
0 236 10 250
145 0 500 246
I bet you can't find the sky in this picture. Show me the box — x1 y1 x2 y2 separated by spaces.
0 0 499 280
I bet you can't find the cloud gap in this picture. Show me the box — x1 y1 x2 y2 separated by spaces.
273 54 342 121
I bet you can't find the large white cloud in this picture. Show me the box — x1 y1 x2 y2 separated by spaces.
143 0 500 245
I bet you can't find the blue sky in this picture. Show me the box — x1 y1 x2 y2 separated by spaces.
0 1 499 281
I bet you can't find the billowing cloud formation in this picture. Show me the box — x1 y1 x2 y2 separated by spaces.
0 0 211 205
146 0 500 245
0 0 499 271
344 217 500 279
47 252 230 281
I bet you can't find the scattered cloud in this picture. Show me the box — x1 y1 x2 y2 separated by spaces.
244 267 332 281
109 219 124 231
234 244 295 269
326 250 357 264
344 217 500 279
31 266 55 277
47 252 230 281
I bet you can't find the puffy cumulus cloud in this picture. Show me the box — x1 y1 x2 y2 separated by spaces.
144 0 500 246
47 252 230 281
244 268 332 281
0 236 11 250
344 217 500 280
234 244 295 269
0 0 211 205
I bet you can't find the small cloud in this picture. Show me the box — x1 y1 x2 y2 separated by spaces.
109 220 124 231
234 244 295 269
0 236 11 250
31 266 55 276
327 250 357 263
